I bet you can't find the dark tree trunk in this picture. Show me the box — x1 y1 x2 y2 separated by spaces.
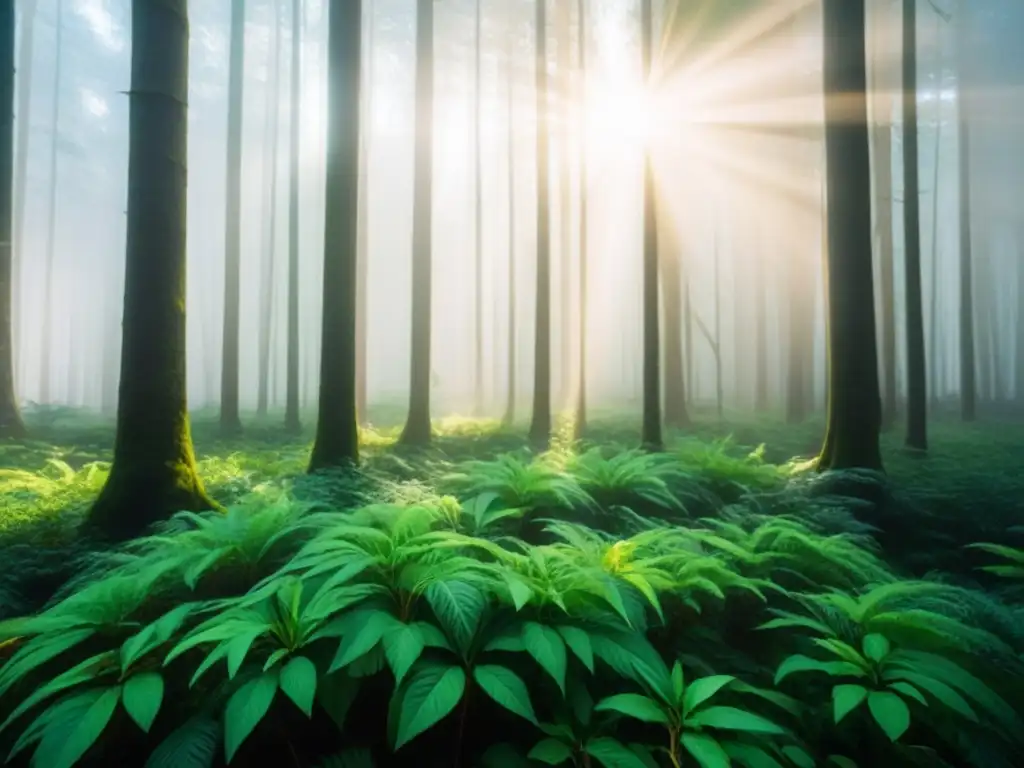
284 0 302 433
901 0 927 451
502 26 517 428
955 0 976 421
399 0 435 446
817 0 883 472
0 0 24 437
220 0 245 434
88 0 216 540
1016 231 1024 403
528 0 552 446
574 0 589 436
355 9 373 426
309 0 362 470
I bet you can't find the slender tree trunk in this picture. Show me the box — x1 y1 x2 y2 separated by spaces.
1016 231 1024 403
928 52 943 410
556 0 572 410
817 0 883 471
713 229 723 419
257 0 282 417
355 10 373 425
399 0 435 446
661 217 688 427
88 0 216 540
684 273 693 403
284 0 302 433
502 27 517 427
955 0 975 421
573 0 589 436
528 0 552 446
472 0 485 415
754 238 768 411
0 0 24 437
309 0 362 470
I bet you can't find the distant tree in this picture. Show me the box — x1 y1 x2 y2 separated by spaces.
0 0 24 438
309 0 362 470
473 0 485 415
399 0 435 446
574 0 590 435
89 0 216 540
817 0 884 471
502 12 517 428
954 0 976 421
285 0 303 433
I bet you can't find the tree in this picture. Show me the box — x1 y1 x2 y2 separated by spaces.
285 0 303 433
817 0 884 471
954 0 976 421
399 0 435 446
473 0 485 415
88 0 216 540
574 0 590 435
220 0 246 435
309 0 362 470
0 0 24 438
502 14 517 428
355 5 373 426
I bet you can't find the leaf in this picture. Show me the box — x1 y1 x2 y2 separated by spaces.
774 654 865 685
832 684 868 724
886 670 975 721
317 672 360 730
224 671 279 762
121 604 195 671
686 706 784 734
144 716 221 768
123 672 165 733
32 685 120 768
681 731 730 768
330 610 398 672
584 737 652 768
682 675 735 716
280 656 318 717
474 665 538 724
226 631 264 679
724 742 787 768
424 581 486 651
556 626 594 673
528 738 574 764
594 693 668 724
521 622 567 694
391 662 466 750
503 575 533 611
671 662 684 705
383 623 426 686
867 690 910 742
0 630 96 698
861 634 890 663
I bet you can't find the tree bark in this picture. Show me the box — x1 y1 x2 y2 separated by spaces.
502 23 517 427
472 0 485 415
355 7 373 425
955 0 976 421
574 0 589 436
284 0 303 433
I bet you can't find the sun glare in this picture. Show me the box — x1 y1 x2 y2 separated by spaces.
586 76 655 152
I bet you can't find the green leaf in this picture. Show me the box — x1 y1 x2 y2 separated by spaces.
123 672 165 733
383 624 426 687
503 575 534 611
280 656 318 717
867 690 910 742
317 672 360 730
0 630 95 698
556 625 594 673
683 675 735 716
780 746 816 768
224 671 279 763
685 706 784 734
473 665 538 724
424 581 485 651
528 738 574 764
888 682 928 707
391 662 466 750
774 654 865 685
885 670 975 721
121 604 195 672
832 684 868 724
521 622 567 694
594 693 668 724
671 661 684 705
681 731 730 768
330 610 398 672
225 631 264 679
861 634 890 663
144 716 220 768
32 685 120 768
724 742 787 768
584 737 652 768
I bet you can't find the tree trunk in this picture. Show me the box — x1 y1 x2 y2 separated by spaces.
955 0 976 421
574 0 589 435
284 0 302 433
308 0 362 470
817 0 884 472
557 0 572 410
399 0 435 446
661 217 688 428
355 8 373 425
88 0 216 540
754 236 768 412
528 0 552 446
502 25 517 427
472 0 485 415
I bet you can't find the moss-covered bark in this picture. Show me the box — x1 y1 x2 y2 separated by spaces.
817 0 884 472
309 0 362 470
88 0 215 540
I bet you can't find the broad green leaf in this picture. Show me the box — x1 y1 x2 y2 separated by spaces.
226 630 264 679
424 581 486 652
263 648 290 672
885 671 975 721
724 742 787 768
32 685 120 768
832 684 868 724
861 634 890 663
392 662 466 750
555 626 594 673
522 622 567 694
781 746 816 768
681 732 730 768
123 672 165 733
685 706 784 734
683 675 735 716
584 737 652 768
528 738 574 764
503 575 533 611
224 671 279 763
144 716 220 768
330 611 398 672
671 662 684 705
121 604 195 672
9 689 104 762
473 665 538 724
757 613 835 636
317 672 360 730
0 629 95 698
774 654 865 685
888 682 928 707
594 693 668 724
383 624 426 686
280 656 318 717
867 691 910 742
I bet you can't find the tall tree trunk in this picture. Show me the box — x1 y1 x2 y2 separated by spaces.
309 0 362 469
640 0 662 450
901 0 927 451
573 0 589 435
785 197 810 424
284 0 302 433
528 0 552 446
928 52 943 410
713 228 723 419
355 9 373 425
472 0 485 415
1016 231 1024 403
817 0 883 472
0 0 24 437
399 0 435 446
502 26 517 427
684 272 693 403
88 0 216 540
661 218 688 427
955 0 975 421
257 0 282 417
556 0 572 410
753 238 769 411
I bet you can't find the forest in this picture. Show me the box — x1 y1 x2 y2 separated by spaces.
0 0 1022 766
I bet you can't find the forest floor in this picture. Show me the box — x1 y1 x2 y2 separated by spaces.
0 404 1022 767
